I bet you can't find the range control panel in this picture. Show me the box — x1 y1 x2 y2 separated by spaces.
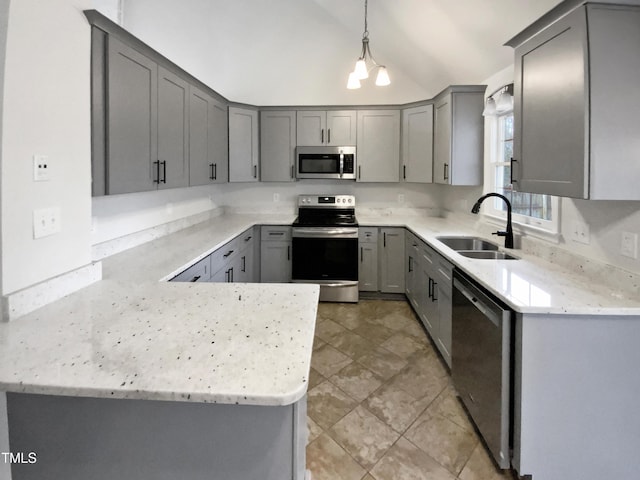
298 195 355 207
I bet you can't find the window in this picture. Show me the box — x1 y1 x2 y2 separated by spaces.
487 111 558 234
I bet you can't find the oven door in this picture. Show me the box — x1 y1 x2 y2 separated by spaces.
291 227 359 301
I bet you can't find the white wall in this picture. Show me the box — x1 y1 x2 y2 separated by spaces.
1 0 93 295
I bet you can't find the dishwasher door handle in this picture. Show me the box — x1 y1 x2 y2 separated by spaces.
453 277 505 327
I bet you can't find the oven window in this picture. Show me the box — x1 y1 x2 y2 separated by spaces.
299 155 339 173
292 237 358 281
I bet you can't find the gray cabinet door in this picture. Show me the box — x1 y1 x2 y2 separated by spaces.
402 105 434 183
260 111 296 182
188 87 228 186
327 111 357 146
229 107 259 182
433 95 452 185
358 242 378 292
296 111 326 146
107 36 158 194
356 110 401 182
379 228 405 293
157 66 189 189
260 242 291 283
514 8 587 198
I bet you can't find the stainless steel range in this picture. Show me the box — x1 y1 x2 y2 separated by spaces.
291 195 358 303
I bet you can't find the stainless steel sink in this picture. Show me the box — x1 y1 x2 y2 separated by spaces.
457 251 519 260
436 236 499 251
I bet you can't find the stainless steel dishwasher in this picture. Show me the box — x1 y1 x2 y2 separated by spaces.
452 269 513 469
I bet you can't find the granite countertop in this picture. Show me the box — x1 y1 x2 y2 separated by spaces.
2 210 639 407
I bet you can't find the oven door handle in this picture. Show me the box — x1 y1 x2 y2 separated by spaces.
292 228 359 238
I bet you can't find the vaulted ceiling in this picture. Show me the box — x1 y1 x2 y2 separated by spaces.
122 0 563 105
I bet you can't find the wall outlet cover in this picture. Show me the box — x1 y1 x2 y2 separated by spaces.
572 221 590 245
621 231 638 259
33 155 50 181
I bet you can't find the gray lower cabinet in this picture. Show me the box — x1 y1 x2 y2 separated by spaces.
405 233 453 367
379 228 405 293
229 107 259 182
401 104 433 183
170 255 211 283
106 36 158 195
260 111 296 182
157 66 189 189
508 3 640 200
189 86 228 186
260 226 292 283
433 86 485 186
358 228 378 292
356 110 401 182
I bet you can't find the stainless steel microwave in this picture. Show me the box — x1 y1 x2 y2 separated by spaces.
296 146 356 180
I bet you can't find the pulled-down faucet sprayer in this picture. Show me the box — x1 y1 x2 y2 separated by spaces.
471 193 514 249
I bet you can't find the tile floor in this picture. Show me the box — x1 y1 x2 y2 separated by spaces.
306 299 515 480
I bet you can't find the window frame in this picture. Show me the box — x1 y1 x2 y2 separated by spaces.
484 110 560 240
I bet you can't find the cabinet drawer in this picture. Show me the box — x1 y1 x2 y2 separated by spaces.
171 256 210 282
210 236 241 272
261 225 292 242
238 228 255 248
359 228 378 243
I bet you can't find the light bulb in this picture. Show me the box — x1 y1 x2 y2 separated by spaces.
347 71 361 89
354 59 368 80
375 66 390 86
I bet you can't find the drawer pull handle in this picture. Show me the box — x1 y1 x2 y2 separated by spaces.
223 250 234 258
190 275 201 282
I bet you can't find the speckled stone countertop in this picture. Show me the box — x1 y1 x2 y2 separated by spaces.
358 213 640 315
0 214 320 406
2 211 639 406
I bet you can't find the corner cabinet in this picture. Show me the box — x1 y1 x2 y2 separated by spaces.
356 110 401 182
433 86 485 186
508 3 640 200
260 111 297 182
229 107 259 182
296 110 357 146
401 104 433 183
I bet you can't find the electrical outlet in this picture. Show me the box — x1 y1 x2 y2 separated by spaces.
33 155 50 181
572 221 590 245
33 207 61 239
621 231 638 259
398 194 405 204
273 193 280 202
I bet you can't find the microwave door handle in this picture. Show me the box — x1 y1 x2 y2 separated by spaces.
339 153 344 178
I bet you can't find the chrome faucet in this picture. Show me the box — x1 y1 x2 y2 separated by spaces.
471 193 514 249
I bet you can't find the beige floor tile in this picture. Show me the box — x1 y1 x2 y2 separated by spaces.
387 354 449 402
327 330 377 359
313 336 326 351
356 347 408 380
307 416 323 444
352 320 396 345
319 303 363 330
369 436 458 480
382 310 428 339
427 385 476 433
307 381 359 430
308 367 326 389
315 318 349 343
364 382 431 433
459 442 514 480
329 405 400 469
380 332 429 359
306 433 367 480
329 362 383 402
361 475 375 480
311 343 353 377
404 412 479 475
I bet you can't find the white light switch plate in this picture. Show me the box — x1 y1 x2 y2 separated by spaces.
621 231 638 259
33 155 50 181
33 207 61 239
572 221 590 245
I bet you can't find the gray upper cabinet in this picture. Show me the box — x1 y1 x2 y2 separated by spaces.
157 66 189 189
229 107 259 182
356 110 401 182
508 3 640 200
433 87 485 185
189 87 228 186
107 36 158 194
401 104 434 183
260 111 296 182
296 110 357 146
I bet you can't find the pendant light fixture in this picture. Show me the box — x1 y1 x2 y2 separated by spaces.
347 0 390 89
